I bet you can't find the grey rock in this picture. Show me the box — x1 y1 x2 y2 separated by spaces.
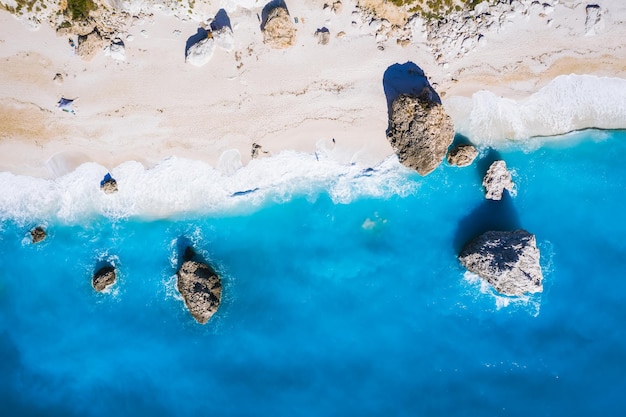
92 265 116 292
100 177 118 194
459 230 543 296
447 144 478 167
483 160 514 200
30 226 46 243
76 29 106 61
177 259 222 324
386 90 455 175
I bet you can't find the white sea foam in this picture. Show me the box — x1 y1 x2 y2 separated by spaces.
446 74 626 146
0 151 415 224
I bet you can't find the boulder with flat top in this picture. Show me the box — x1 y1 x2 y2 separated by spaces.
176 249 222 324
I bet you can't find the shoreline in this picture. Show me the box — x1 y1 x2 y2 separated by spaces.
1 0 625 178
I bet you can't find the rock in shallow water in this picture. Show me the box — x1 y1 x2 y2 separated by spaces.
386 90 455 176
92 266 116 292
459 230 543 296
483 160 514 200
30 226 46 243
447 144 478 167
177 259 222 324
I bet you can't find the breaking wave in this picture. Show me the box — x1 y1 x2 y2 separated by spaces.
0 151 416 224
446 74 626 145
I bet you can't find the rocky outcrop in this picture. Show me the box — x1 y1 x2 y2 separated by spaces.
186 36 215 67
30 226 46 243
262 6 296 49
386 88 455 175
76 29 106 61
447 144 478 167
483 160 514 200
176 251 222 324
92 265 116 292
459 230 543 296
314 28 330 45
100 173 118 194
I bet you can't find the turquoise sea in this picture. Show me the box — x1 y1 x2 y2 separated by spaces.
1 129 625 416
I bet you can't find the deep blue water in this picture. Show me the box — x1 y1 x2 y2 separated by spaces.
1 130 625 416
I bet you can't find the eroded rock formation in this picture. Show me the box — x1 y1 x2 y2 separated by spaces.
447 144 478 167
459 229 543 296
176 249 222 324
92 265 116 292
262 6 296 49
483 160 514 200
386 88 455 175
30 226 46 243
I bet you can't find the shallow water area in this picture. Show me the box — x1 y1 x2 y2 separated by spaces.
1 130 625 416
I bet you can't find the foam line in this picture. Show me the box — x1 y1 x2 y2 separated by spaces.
446 75 626 145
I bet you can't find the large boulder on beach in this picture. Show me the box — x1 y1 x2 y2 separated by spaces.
105 38 125 61
92 265 116 292
447 144 478 167
386 89 455 175
30 226 46 243
186 37 215 66
459 230 543 296
483 160 514 200
76 29 106 61
177 258 222 324
262 6 296 49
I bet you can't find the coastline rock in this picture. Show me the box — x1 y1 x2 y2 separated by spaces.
386 89 455 176
459 230 543 296
186 36 215 66
176 256 222 324
92 265 116 292
100 173 118 194
30 226 46 243
262 6 296 49
314 27 330 45
483 160 514 200
585 4 604 36
76 29 106 61
447 144 478 167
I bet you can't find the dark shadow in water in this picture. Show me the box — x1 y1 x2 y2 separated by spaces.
451 133 474 147
212 8 232 30
261 0 288 30
453 192 522 253
382 62 441 118
185 27 208 59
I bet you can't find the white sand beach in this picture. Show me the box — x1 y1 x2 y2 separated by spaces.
0 0 625 178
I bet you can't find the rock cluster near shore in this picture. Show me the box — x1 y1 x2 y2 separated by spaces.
459 230 543 296
386 87 455 176
447 144 478 167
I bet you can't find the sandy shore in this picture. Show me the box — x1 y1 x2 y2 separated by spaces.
0 0 625 178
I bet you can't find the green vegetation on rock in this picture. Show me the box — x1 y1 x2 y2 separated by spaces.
66 0 96 20
386 0 493 20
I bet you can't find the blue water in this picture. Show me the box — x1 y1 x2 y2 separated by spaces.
1 130 625 416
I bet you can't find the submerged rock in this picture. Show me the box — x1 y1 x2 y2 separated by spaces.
459 230 543 296
262 6 296 49
447 144 478 167
30 226 46 243
483 160 514 200
176 252 222 324
386 89 455 175
92 265 116 292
